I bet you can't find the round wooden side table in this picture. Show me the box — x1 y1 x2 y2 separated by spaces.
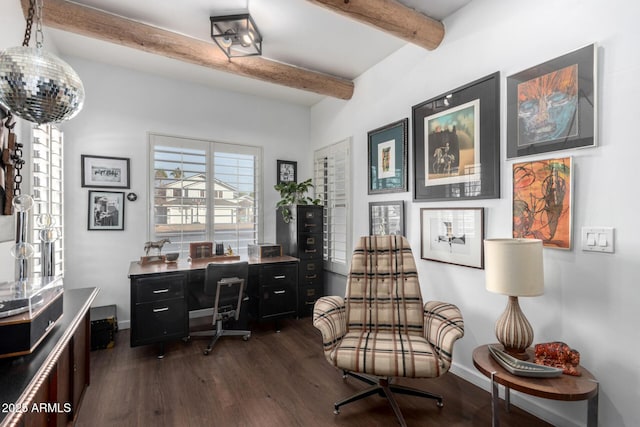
472 344 599 427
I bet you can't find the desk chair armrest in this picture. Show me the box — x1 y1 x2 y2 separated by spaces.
313 296 347 360
423 301 465 371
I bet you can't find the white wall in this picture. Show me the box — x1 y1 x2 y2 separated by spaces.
310 0 640 426
54 58 310 327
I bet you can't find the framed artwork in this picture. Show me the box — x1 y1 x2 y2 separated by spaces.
420 207 484 269
512 157 572 249
277 160 297 184
507 44 596 158
369 200 405 236
413 73 500 201
81 155 130 188
189 242 213 259
368 118 408 194
88 191 124 230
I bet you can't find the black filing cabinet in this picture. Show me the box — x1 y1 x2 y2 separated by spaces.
130 272 188 347
276 205 324 317
249 261 298 321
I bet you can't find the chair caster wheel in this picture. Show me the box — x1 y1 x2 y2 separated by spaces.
203 349 210 355
243 335 250 341
333 408 340 415
436 400 444 408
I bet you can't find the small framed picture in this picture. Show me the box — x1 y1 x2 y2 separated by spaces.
81 155 130 188
277 160 297 184
368 118 408 194
420 207 484 269
369 201 405 236
88 191 125 230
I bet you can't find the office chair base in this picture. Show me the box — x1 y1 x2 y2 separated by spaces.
334 371 443 427
190 322 250 355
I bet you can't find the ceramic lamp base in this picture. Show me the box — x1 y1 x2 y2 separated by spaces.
495 296 534 360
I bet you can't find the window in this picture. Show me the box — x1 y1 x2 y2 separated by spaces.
149 134 262 258
314 137 351 275
31 124 64 277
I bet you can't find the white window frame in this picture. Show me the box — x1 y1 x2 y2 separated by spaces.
314 137 352 276
148 133 263 257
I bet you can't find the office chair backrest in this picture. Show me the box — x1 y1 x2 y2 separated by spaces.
205 261 249 321
345 235 424 336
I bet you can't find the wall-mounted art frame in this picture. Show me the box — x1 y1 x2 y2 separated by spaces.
88 190 124 230
277 160 297 184
369 200 405 236
413 73 500 201
420 207 484 269
368 118 408 194
507 44 596 158
81 155 130 188
512 156 572 249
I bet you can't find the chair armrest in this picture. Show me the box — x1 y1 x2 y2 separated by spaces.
312 296 347 360
423 301 465 370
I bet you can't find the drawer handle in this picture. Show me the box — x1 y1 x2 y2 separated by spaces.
153 288 170 294
274 275 286 279
273 290 286 295
45 320 56 332
305 249 317 253
153 307 169 313
305 274 318 279
304 223 317 227
305 301 315 305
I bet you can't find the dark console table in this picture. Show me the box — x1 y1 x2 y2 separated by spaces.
128 256 299 356
0 287 99 427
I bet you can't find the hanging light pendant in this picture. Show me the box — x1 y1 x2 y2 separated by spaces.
0 0 84 124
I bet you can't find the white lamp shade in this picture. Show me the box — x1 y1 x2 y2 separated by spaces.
484 238 544 297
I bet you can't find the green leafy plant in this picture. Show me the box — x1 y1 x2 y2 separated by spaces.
274 178 321 222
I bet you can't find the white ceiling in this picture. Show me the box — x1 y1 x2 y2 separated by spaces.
46 0 472 106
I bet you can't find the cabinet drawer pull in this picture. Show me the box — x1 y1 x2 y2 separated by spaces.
273 290 286 295
153 288 170 294
305 274 318 279
305 301 315 305
304 223 317 228
153 307 169 313
273 275 286 279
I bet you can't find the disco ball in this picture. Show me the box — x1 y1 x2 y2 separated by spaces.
0 46 85 124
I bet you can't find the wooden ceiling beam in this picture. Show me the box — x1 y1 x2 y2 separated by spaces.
21 0 354 100
306 0 445 50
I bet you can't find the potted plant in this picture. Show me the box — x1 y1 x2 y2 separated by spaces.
274 178 321 223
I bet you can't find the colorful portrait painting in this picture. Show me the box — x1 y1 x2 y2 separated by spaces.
512 157 572 249
425 99 480 186
517 64 579 146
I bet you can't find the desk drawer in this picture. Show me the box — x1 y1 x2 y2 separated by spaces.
259 263 297 287
134 273 185 303
133 298 187 345
261 284 296 319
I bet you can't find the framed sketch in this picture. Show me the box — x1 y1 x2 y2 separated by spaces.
88 191 124 230
507 44 596 158
369 200 405 236
512 157 572 249
81 155 130 188
277 160 297 184
413 73 500 201
420 207 484 269
368 118 408 194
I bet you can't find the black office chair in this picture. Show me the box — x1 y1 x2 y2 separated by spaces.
190 261 251 355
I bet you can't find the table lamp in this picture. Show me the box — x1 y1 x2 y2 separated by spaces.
484 238 544 360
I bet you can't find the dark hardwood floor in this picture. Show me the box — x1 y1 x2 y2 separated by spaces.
76 318 551 427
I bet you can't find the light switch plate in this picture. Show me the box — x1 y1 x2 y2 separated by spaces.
581 226 614 253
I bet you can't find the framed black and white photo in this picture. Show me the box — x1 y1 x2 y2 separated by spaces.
277 160 297 184
368 118 408 194
88 191 124 230
369 200 405 236
413 73 500 201
81 155 130 188
420 207 484 269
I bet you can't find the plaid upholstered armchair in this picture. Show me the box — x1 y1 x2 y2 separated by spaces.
313 235 464 426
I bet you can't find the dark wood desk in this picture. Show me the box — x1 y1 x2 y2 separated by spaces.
0 287 98 427
128 256 299 356
473 344 599 427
